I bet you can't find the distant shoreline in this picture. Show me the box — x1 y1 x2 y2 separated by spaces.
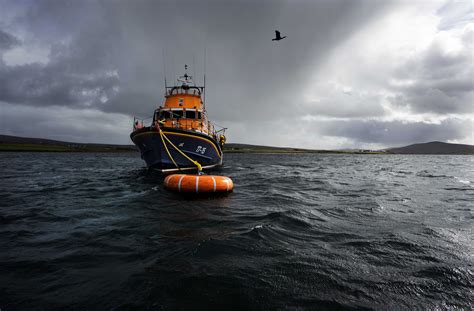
0 143 137 153
0 135 472 155
223 149 384 155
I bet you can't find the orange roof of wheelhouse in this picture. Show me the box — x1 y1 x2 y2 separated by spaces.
163 91 203 110
157 68 212 134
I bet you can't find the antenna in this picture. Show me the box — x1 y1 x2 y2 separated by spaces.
162 49 168 91
192 54 196 86
178 64 195 88
203 47 207 109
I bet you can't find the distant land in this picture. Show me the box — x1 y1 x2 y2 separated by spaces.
0 135 473 154
0 135 136 152
223 143 342 154
386 141 474 155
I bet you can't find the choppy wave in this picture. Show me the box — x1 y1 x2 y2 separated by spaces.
0 153 473 310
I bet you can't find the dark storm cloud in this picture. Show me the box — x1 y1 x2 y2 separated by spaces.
0 1 121 109
0 101 131 144
319 118 472 145
0 63 119 107
0 0 392 120
0 29 20 51
195 0 393 122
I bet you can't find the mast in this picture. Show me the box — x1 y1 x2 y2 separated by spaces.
203 47 207 110
203 74 206 109
162 49 168 92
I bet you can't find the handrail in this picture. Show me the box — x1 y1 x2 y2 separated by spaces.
133 113 226 138
166 86 203 96
133 116 153 130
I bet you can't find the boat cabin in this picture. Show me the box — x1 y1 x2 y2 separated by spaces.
153 68 214 135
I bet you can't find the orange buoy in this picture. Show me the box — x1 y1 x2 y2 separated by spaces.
164 174 234 194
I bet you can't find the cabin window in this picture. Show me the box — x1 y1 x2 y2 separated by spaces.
185 111 196 119
171 110 183 118
158 109 200 120
179 98 184 106
158 110 172 119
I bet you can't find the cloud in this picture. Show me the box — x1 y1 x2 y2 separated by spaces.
0 0 391 119
0 101 132 144
389 27 473 114
0 0 472 148
318 118 472 146
0 1 121 110
301 82 386 118
0 29 20 51
307 1 473 117
0 63 120 108
437 0 473 31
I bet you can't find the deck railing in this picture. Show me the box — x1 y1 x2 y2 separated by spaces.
132 115 226 138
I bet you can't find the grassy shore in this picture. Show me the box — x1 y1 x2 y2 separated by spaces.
222 144 385 154
223 148 384 154
0 143 137 153
224 147 346 154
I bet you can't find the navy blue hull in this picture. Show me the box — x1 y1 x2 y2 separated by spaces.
131 127 223 172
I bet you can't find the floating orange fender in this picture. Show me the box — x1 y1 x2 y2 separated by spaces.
164 174 234 193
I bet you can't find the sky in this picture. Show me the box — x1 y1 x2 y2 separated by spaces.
0 0 472 149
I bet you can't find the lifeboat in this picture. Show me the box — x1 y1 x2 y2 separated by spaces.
164 174 234 194
130 65 227 173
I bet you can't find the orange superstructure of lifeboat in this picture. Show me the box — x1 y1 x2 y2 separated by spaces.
154 68 215 136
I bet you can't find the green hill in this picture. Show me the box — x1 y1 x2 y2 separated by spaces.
387 141 474 155
223 143 337 153
0 135 137 152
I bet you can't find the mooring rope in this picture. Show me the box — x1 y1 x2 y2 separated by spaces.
159 130 180 169
157 124 203 173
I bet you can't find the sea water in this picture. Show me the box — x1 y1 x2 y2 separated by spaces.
0 152 472 309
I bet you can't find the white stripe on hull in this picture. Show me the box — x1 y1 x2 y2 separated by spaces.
155 163 222 174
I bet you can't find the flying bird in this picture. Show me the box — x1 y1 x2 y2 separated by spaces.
272 30 286 41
